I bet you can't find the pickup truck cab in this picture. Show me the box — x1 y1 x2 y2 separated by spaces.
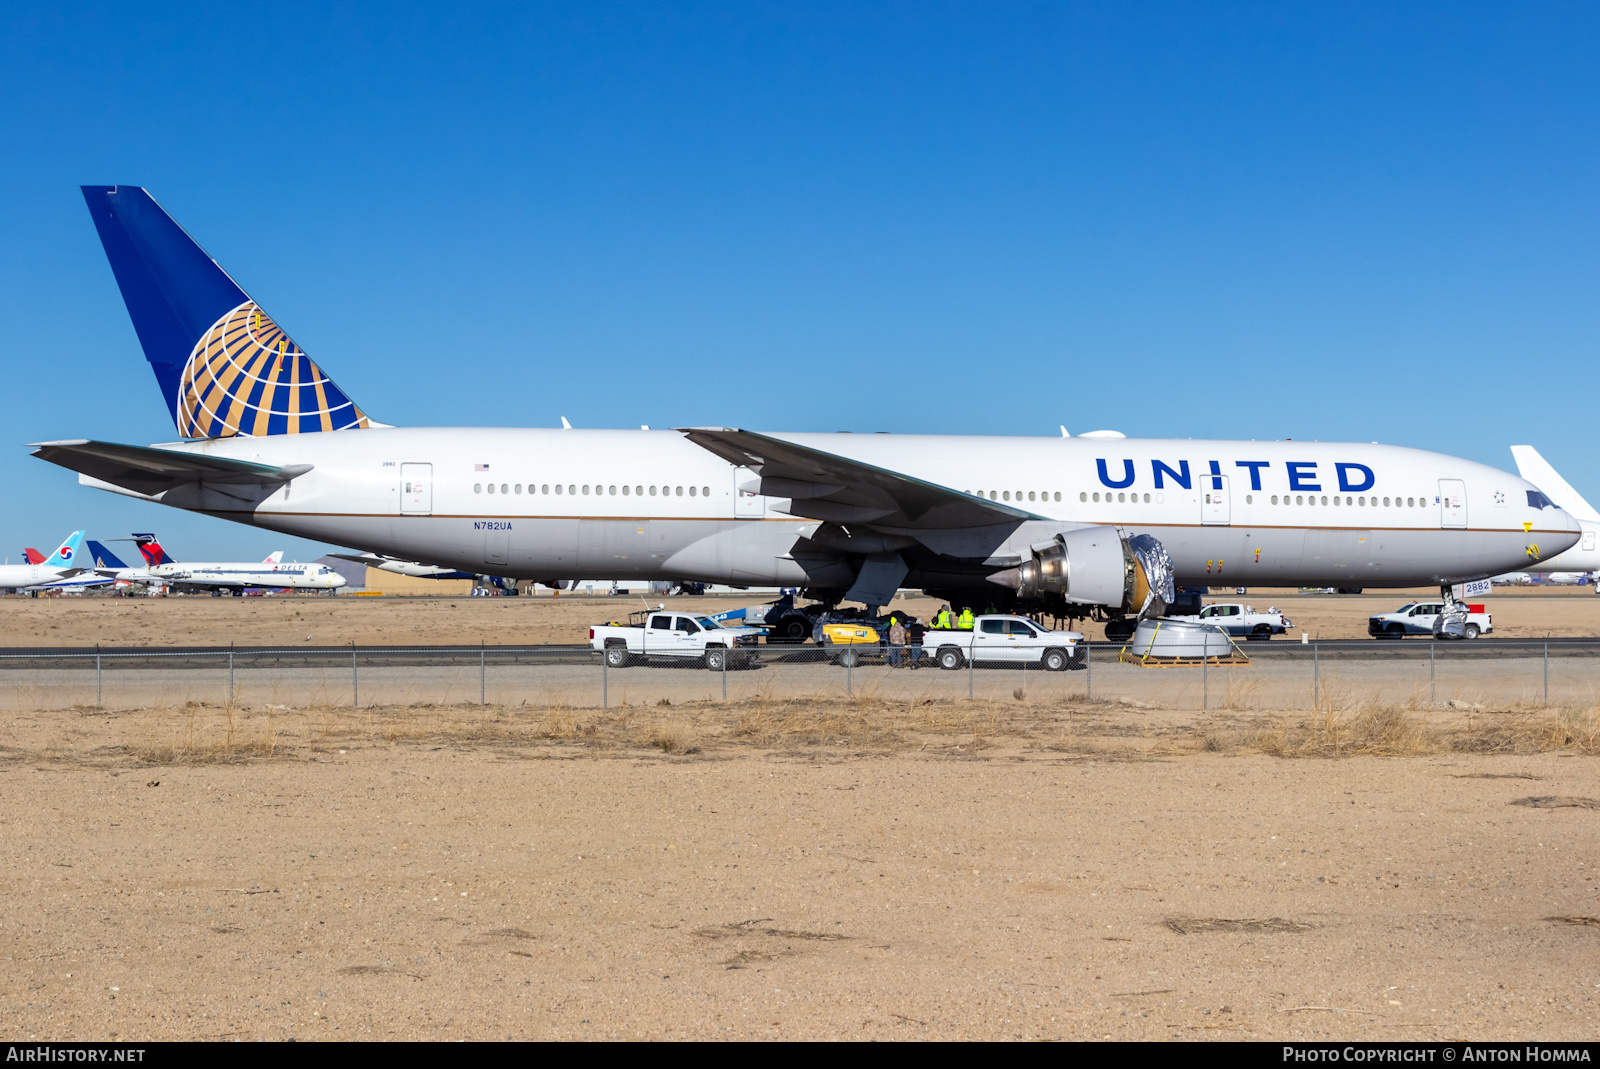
1368 602 1493 640
590 609 762 669
1168 602 1293 641
923 615 1085 671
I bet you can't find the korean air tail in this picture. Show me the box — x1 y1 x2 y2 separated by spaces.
80 186 374 439
1510 446 1600 523
86 541 130 569
44 531 85 568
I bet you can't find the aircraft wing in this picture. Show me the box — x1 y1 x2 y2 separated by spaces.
28 439 313 496
677 427 1040 529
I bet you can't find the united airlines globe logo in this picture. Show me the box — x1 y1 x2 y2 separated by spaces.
177 301 369 438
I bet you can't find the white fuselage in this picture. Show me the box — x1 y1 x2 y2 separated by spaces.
0 564 80 590
1525 520 1600 574
80 428 1580 591
143 561 345 591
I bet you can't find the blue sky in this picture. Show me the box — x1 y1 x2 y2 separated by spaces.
2 2 1597 561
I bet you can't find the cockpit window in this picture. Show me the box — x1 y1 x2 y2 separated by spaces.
1527 490 1556 510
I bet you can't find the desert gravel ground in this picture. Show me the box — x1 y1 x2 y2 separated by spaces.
1 695 1597 1042
1 585 1598 648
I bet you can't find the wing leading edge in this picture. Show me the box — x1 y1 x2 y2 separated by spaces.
677 427 1040 531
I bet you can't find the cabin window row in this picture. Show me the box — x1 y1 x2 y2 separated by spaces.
967 491 1065 502
472 483 713 497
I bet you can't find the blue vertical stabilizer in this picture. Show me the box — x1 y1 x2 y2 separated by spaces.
80 186 372 438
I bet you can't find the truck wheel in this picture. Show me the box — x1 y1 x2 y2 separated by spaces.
1464 623 1480 639
1385 623 1405 640
836 648 860 669
704 647 728 671
1248 625 1271 641
937 647 964 671
603 646 629 668
1042 648 1069 672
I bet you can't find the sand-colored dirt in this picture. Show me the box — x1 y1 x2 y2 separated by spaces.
2 586 1598 648
1 694 1597 1041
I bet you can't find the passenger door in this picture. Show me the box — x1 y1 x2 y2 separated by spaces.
643 614 674 656
400 463 432 515
972 618 1019 662
672 616 703 658
1202 474 1230 525
1007 618 1046 660
1439 479 1467 528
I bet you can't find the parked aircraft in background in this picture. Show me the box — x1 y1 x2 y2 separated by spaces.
1510 446 1600 581
100 534 345 596
30 186 1582 638
327 552 478 581
0 531 86 591
22 548 45 565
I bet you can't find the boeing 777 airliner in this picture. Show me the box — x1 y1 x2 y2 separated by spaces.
29 187 1579 638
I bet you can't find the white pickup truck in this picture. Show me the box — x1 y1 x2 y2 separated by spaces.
1368 602 1493 640
1167 602 1293 641
923 615 1085 671
589 609 763 669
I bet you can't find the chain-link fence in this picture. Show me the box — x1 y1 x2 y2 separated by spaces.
2 638 1598 711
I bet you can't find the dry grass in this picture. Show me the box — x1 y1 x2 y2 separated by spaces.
8 691 1600 768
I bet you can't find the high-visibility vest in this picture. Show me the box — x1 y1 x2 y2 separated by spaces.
935 610 950 629
958 609 974 629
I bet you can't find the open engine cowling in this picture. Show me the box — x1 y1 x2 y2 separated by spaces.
990 529 1176 618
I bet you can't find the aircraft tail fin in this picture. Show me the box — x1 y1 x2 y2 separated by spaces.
23 548 44 565
129 533 174 566
86 541 130 570
263 551 284 564
1511 446 1600 523
43 531 85 568
79 186 374 438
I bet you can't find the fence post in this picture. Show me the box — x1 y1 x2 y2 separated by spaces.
846 655 852 696
480 646 486 705
228 649 235 706
95 649 102 708
968 648 973 699
1085 640 1091 699
352 646 358 708
1202 648 1207 711
1430 641 1435 705
1544 640 1549 703
722 645 727 701
1313 642 1319 708
602 653 608 710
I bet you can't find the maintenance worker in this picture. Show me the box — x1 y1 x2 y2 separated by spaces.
935 605 952 629
958 606 975 630
888 615 907 667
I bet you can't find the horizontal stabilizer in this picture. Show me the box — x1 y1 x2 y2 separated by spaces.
29 439 312 496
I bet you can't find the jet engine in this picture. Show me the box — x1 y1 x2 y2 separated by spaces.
989 529 1175 618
